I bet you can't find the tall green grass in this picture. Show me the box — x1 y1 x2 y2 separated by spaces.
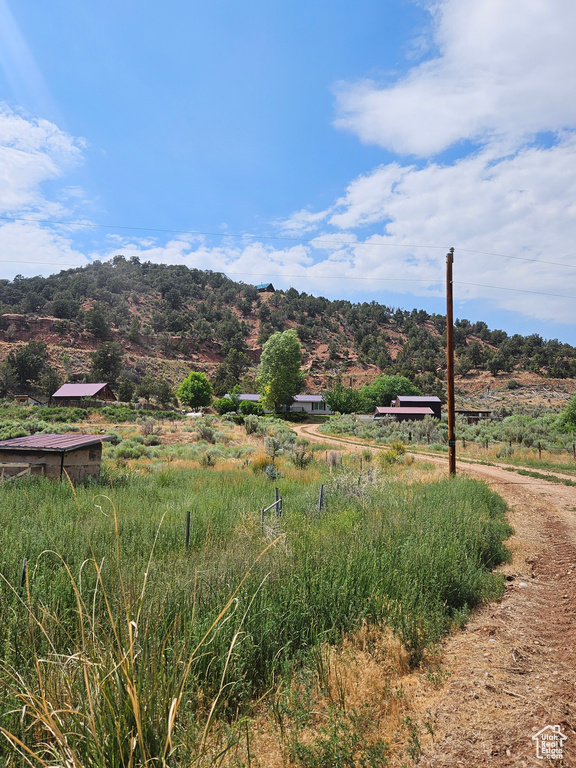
0 465 511 766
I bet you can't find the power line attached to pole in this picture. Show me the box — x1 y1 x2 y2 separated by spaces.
446 247 456 476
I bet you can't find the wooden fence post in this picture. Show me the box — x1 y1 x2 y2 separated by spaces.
318 484 324 515
20 558 27 593
185 510 191 550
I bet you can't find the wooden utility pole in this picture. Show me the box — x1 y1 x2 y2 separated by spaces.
446 248 456 475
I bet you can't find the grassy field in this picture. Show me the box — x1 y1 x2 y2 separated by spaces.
321 411 576 474
0 413 512 767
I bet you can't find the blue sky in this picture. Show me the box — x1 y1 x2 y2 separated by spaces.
1 0 576 342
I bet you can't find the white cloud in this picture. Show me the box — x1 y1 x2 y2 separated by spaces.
334 0 576 156
1 0 575 335
0 220 87 276
274 130 576 324
0 106 90 277
277 208 329 235
264 0 576 327
0 105 84 213
106 126 576 326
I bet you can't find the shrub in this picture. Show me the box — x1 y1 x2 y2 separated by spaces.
196 424 216 443
101 406 137 423
199 449 218 467
215 397 237 415
276 411 308 422
43 406 89 423
140 419 162 437
238 399 264 416
250 453 270 473
290 443 313 469
378 449 400 467
244 415 261 435
222 412 244 425
112 439 147 459
327 450 341 468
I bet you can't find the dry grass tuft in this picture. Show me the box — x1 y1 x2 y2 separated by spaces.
234 624 417 768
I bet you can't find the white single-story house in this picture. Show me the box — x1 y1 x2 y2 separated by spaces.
234 393 331 414
289 395 331 414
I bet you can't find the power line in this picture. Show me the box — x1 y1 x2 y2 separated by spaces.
454 280 576 301
2 214 576 271
0 215 448 250
456 246 576 270
0 257 575 300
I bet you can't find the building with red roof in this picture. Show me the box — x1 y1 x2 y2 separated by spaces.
0 434 113 482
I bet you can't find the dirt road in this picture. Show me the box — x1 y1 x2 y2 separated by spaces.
297 425 576 766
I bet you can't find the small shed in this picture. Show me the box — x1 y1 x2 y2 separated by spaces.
51 383 117 407
15 394 45 407
456 409 492 425
374 406 435 422
0 434 113 482
255 283 275 293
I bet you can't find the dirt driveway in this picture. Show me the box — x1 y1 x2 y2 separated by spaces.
297 425 576 767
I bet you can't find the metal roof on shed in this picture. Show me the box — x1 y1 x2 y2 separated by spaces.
395 395 441 403
375 407 434 415
0 434 114 452
52 383 110 398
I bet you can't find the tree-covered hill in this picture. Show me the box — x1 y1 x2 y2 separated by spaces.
1 256 575 401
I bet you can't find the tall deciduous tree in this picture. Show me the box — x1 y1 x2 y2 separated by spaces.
257 329 304 412
177 371 213 409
